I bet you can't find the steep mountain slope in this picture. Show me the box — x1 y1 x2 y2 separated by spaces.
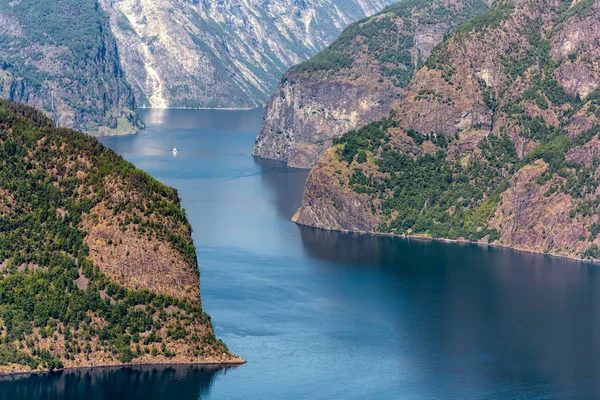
99 0 393 109
0 0 143 136
253 0 490 168
294 0 600 261
0 101 241 374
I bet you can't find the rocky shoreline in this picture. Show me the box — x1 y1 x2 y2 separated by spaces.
292 213 596 265
0 358 247 378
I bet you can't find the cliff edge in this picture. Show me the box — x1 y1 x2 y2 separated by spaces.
253 0 490 168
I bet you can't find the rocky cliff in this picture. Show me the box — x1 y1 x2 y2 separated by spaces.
99 0 393 109
253 0 490 168
0 0 393 134
0 100 241 374
294 0 600 262
0 0 143 136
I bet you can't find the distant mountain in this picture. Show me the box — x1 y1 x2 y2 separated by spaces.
294 0 600 262
0 0 142 136
0 0 393 135
99 0 393 109
253 0 490 168
0 100 242 374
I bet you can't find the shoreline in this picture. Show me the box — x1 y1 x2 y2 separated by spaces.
0 359 247 379
95 106 263 138
292 217 597 265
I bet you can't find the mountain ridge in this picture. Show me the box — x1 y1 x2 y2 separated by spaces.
253 0 490 168
293 0 600 262
0 0 393 135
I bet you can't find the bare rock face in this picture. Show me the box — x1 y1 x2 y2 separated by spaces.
487 160 587 258
253 63 404 168
295 0 600 262
0 1 143 136
292 147 383 230
99 0 393 109
0 0 394 135
253 0 490 168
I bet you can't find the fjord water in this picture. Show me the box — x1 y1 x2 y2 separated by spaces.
4 109 600 399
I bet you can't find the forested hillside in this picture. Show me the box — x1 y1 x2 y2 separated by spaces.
294 0 600 261
0 100 240 373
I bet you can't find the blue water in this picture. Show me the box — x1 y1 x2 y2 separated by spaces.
4 108 600 399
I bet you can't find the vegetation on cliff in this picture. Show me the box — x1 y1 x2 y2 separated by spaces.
0 100 237 373
253 0 489 168
0 0 142 135
332 116 515 241
295 0 600 261
293 0 489 87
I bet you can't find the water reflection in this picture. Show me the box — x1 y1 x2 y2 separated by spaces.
0 365 232 400
253 157 309 219
298 225 600 397
142 108 264 131
298 225 425 266
144 108 169 126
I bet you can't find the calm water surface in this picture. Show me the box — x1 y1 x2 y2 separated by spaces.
4 109 600 399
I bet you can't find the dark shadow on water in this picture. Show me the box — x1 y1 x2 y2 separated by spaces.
0 364 233 400
253 157 310 220
298 223 591 271
298 224 600 396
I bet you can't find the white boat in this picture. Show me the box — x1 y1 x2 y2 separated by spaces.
172 147 178 155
